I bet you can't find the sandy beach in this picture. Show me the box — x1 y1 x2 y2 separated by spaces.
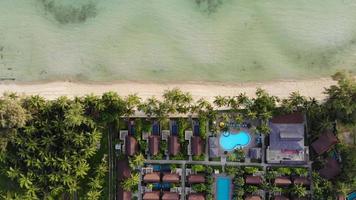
0 77 341 101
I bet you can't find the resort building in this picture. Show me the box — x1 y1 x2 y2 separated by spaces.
143 191 160 200
187 174 205 184
191 136 204 156
266 113 309 164
149 135 160 156
274 177 292 186
187 193 205 200
162 192 180 200
125 135 138 156
319 158 341 179
117 159 132 200
143 172 161 183
245 195 262 200
311 131 339 155
162 173 180 183
168 136 181 156
245 175 263 185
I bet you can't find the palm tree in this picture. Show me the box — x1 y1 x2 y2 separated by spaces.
124 94 141 118
290 184 307 198
213 95 229 108
129 153 145 169
121 173 139 191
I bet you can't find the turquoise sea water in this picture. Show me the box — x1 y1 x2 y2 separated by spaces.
0 0 355 82
216 176 231 200
219 131 250 151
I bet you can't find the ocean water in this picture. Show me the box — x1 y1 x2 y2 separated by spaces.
0 0 355 82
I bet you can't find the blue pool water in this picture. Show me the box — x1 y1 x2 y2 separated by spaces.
347 191 356 200
216 176 231 200
219 131 251 151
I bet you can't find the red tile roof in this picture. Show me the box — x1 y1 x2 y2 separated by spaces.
245 175 263 185
319 158 341 179
293 177 310 186
188 193 205 200
169 136 181 156
117 188 132 200
311 131 338 155
274 177 292 186
271 113 304 124
274 196 289 200
187 174 205 184
192 136 204 156
143 191 160 200
162 173 180 183
149 135 160 156
245 195 262 200
143 172 160 183
125 135 138 156
162 192 179 200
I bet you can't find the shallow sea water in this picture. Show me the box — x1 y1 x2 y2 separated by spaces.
0 0 355 82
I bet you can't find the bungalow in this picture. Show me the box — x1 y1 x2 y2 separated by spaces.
274 177 292 186
168 136 181 156
293 177 310 186
245 195 262 200
311 131 338 155
187 174 205 184
149 135 160 156
245 175 263 185
319 158 341 179
162 173 180 183
143 172 161 183
143 191 160 200
125 135 138 156
266 113 308 164
192 136 204 156
162 192 179 200
117 188 132 200
274 196 289 200
188 193 205 200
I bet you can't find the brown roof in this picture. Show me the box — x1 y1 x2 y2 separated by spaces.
319 158 341 179
117 188 132 200
143 172 160 183
245 176 263 185
162 173 180 183
143 191 160 200
293 177 310 186
311 131 338 155
168 136 181 156
192 136 204 156
188 193 205 200
338 195 345 200
187 174 205 184
149 135 160 155
117 159 131 181
274 177 292 186
162 192 179 200
274 196 289 200
245 195 262 200
271 113 304 124
125 135 138 156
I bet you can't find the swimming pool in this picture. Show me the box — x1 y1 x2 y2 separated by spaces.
216 176 232 200
347 191 356 200
219 131 251 151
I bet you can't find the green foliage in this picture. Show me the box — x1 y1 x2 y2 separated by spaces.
324 71 356 124
85 155 108 200
163 88 192 114
192 165 206 173
0 96 102 199
195 0 225 14
244 167 259 175
293 168 308 177
198 116 208 139
129 154 145 169
244 185 258 194
177 118 189 143
290 184 307 198
40 0 97 24
276 167 292 176
192 183 207 192
312 172 334 200
120 173 139 191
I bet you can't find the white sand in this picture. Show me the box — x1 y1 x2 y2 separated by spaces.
0 77 339 101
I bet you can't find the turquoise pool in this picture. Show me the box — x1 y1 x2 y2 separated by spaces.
219 131 251 151
347 191 356 200
216 176 231 200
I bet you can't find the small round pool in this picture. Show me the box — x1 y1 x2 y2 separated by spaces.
219 131 251 151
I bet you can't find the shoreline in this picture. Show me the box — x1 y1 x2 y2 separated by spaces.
0 77 340 101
